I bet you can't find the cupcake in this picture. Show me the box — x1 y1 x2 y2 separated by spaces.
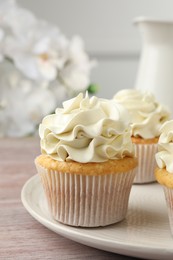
35 93 137 227
114 89 170 184
155 120 173 235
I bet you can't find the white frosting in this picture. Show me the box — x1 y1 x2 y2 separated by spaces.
39 93 134 163
114 89 170 139
155 120 173 173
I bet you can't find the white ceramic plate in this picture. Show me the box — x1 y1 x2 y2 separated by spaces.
21 174 173 260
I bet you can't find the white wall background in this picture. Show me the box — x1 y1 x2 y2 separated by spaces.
18 0 173 98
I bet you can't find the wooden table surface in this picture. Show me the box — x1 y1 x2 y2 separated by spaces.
0 137 138 260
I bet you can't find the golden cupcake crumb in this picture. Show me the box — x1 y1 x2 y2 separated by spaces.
155 167 173 188
35 154 138 176
132 136 159 144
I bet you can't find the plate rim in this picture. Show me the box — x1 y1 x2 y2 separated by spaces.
21 174 173 260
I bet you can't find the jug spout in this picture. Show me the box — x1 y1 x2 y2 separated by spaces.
134 16 173 116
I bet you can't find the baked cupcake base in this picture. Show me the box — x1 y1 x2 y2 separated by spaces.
35 155 137 227
155 167 173 235
132 137 158 184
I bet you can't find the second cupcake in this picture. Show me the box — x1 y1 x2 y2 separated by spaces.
114 89 170 184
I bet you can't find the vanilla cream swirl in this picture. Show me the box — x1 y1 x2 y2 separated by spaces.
113 89 170 139
156 120 173 173
39 93 134 163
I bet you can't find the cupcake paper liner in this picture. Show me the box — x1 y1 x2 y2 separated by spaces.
133 143 158 184
36 163 135 227
163 187 173 235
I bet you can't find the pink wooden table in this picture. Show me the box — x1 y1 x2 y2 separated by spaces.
0 137 137 260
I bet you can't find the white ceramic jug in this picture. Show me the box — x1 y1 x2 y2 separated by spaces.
134 17 173 115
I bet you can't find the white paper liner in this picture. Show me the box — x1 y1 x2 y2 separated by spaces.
36 163 135 227
163 187 173 235
133 143 158 184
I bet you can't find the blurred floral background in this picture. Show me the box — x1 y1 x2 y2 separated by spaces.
1 0 172 137
0 0 96 137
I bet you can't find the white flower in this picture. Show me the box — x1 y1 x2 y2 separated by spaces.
3 20 69 81
0 61 57 137
0 1 96 137
59 63 90 93
59 36 96 93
